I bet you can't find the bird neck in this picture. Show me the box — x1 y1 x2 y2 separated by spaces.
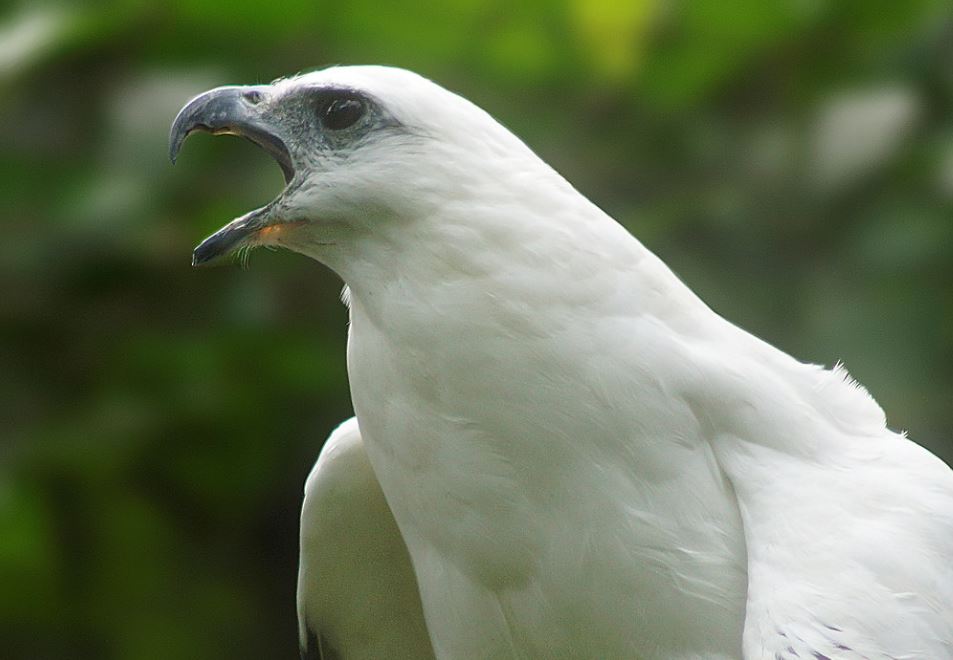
325 158 707 333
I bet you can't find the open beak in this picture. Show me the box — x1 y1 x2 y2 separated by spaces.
169 85 296 266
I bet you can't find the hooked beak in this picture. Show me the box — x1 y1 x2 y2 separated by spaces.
169 85 296 266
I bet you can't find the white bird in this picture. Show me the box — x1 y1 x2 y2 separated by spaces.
170 65 953 659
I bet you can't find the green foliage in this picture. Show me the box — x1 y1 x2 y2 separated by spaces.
1 1 951 657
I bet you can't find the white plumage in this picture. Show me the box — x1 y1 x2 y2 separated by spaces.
297 418 433 659
172 66 953 659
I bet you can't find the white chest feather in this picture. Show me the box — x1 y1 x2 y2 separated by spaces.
345 282 749 659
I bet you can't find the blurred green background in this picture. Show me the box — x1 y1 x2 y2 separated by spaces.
2 1 952 658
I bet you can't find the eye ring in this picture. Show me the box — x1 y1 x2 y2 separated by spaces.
321 96 366 131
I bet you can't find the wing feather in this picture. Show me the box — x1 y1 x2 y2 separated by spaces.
297 418 435 659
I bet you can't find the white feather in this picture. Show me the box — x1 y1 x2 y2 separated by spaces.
297 418 434 659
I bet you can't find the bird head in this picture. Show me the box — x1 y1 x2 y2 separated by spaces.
169 66 568 279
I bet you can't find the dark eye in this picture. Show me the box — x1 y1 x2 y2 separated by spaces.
321 97 366 130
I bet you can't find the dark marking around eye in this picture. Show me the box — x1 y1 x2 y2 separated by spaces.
320 96 366 130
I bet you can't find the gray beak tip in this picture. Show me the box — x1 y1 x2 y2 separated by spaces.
167 85 294 180
191 212 261 267
168 101 198 165
168 103 203 165
191 238 223 268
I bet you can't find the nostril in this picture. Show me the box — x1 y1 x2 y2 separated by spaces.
242 90 263 105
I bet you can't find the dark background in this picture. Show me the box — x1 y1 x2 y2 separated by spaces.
2 1 952 658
